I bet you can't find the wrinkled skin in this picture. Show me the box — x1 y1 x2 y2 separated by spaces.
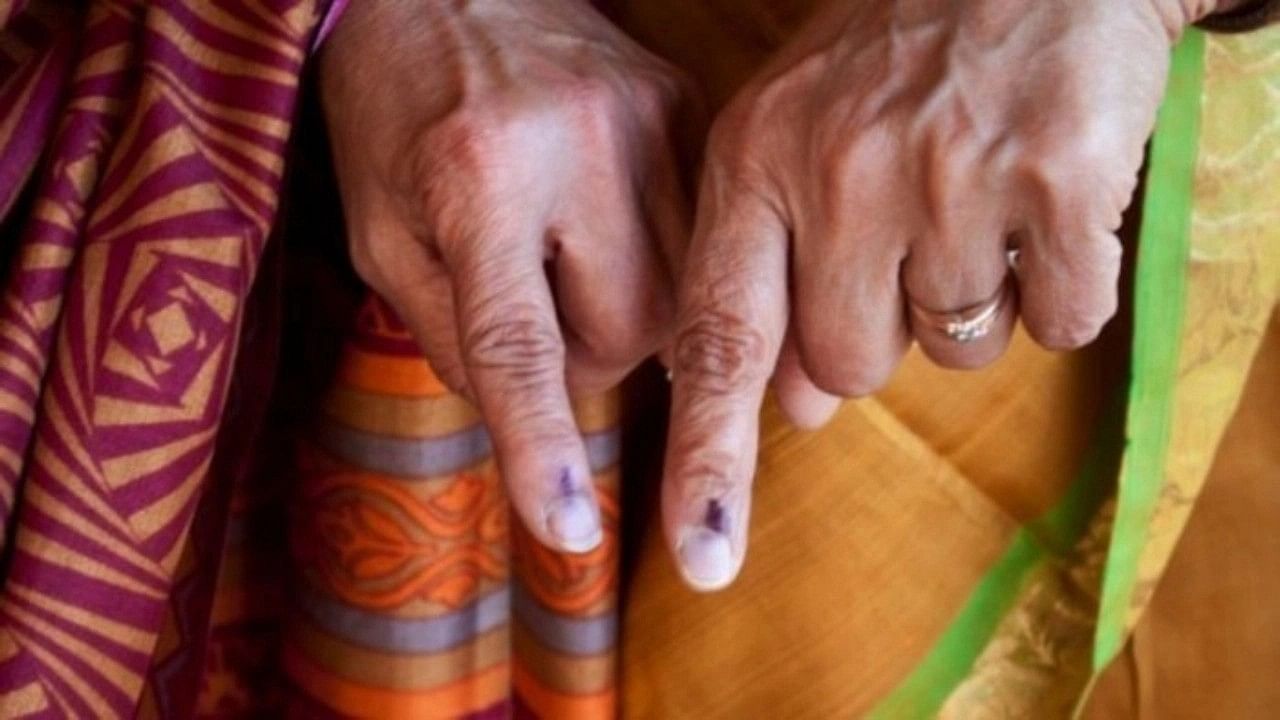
321 0 692 554
661 0 1237 590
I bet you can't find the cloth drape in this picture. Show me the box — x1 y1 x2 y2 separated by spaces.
0 1 1276 718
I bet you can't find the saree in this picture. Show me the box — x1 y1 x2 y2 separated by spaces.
0 1 1275 719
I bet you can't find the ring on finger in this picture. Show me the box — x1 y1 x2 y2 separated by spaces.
908 281 1012 344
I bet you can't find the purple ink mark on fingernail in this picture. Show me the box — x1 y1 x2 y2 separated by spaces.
704 499 726 533
558 467 575 496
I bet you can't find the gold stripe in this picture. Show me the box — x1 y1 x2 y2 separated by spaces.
157 518 193 576
0 681 49 715
323 387 481 438
23 482 166 581
512 619 617 695
572 394 621 435
179 0 304 62
125 456 210 539
239 0 310 39
0 350 40 395
44 682 75 718
3 602 142 701
163 122 272 233
84 123 194 229
32 198 77 232
7 583 156 654
146 60 289 144
146 5 298 88
67 95 124 114
0 313 45 373
289 616 511 690
0 386 33 423
0 444 20 476
44 391 106 487
31 438 136 541
0 470 12 507
9 628 116 718
0 628 18 662
92 181 230 245
15 526 165 600
71 41 132 82
100 426 216 489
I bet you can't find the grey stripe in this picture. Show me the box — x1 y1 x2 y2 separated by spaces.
317 422 493 477
512 582 617 656
298 586 510 654
318 422 620 478
584 430 621 472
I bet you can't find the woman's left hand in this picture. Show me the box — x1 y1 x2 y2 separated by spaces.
661 0 1229 591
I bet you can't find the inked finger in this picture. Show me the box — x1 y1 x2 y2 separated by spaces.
444 224 602 554
662 186 789 591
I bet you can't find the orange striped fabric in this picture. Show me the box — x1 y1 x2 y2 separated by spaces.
282 296 620 719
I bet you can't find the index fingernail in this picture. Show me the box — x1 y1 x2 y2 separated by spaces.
544 469 602 553
677 499 735 591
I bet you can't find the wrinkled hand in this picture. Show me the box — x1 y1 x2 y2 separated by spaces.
662 0 1229 590
322 0 691 553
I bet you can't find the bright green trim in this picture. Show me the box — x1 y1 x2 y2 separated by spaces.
1093 30 1206 669
867 397 1124 719
868 31 1208 714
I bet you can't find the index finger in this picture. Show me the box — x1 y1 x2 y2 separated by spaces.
663 186 789 591
442 223 602 555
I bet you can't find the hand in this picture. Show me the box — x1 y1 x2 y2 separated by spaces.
662 0 1229 590
322 0 691 553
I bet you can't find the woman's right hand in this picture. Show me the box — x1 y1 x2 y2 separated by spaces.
321 0 692 554
660 0 1229 591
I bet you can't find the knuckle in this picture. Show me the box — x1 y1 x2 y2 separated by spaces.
632 60 695 120
392 112 512 224
673 310 770 396
414 111 507 179
1021 129 1135 231
631 72 680 120
563 73 619 113
462 306 564 386
559 75 623 135
794 307 902 398
1026 311 1110 351
665 449 740 499
798 341 897 397
808 361 895 399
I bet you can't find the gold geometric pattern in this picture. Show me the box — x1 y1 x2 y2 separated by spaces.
0 1 325 715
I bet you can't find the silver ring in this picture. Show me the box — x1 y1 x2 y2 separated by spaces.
1006 247 1022 270
909 283 1011 344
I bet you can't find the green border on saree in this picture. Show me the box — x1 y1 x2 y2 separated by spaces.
867 398 1124 719
866 30 1207 718
1093 28 1205 670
